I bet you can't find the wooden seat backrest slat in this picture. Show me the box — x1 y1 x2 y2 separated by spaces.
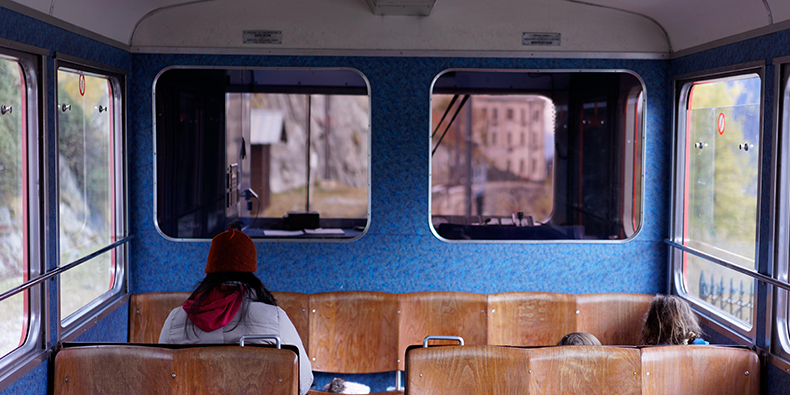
406 345 531 395
54 345 298 395
129 292 191 343
176 346 298 395
308 291 399 373
641 345 760 395
397 292 487 370
526 346 642 395
54 345 174 395
129 291 309 346
576 293 653 345
487 292 576 346
273 291 310 354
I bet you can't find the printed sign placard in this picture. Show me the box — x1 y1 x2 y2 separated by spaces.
522 32 561 46
243 30 283 44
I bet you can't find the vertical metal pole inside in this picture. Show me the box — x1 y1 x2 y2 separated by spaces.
306 95 312 212
464 96 473 216
325 95 331 180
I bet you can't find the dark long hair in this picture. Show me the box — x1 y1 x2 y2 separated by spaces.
185 272 277 337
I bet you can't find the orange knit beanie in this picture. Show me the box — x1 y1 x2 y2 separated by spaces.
205 228 257 273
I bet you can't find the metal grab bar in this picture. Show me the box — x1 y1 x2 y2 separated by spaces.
0 235 134 303
423 335 464 348
239 335 281 349
664 239 790 292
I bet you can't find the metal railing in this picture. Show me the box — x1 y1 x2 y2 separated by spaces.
698 271 754 325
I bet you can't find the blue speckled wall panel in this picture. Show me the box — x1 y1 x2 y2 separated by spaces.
130 54 670 296
0 361 47 395
72 302 129 343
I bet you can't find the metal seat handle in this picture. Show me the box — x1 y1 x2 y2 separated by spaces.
239 335 281 348
423 335 464 348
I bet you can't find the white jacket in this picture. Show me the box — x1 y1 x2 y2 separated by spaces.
159 300 313 395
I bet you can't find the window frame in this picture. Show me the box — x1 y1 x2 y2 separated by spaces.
428 68 647 244
151 66 372 242
0 39 47 392
771 56 790 367
53 53 129 341
669 61 766 343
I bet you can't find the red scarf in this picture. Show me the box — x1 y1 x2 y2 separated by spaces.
183 285 244 332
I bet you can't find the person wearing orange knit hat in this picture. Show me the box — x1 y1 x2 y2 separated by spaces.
159 228 313 395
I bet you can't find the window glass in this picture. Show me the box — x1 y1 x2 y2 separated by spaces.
155 68 370 240
679 74 761 327
57 68 117 320
430 70 644 241
0 55 28 358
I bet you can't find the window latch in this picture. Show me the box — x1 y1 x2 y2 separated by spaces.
60 103 71 112
0 105 11 115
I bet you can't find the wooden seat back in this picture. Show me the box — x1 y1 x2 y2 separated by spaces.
129 291 309 346
641 345 760 395
526 345 642 394
53 344 298 395
406 345 531 395
487 292 576 346
308 291 399 373
129 292 191 343
576 293 653 345
273 291 310 354
397 292 487 370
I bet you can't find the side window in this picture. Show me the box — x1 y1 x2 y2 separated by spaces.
154 68 370 241
430 70 645 241
0 54 29 358
56 64 125 326
775 60 790 358
0 44 43 387
671 71 762 330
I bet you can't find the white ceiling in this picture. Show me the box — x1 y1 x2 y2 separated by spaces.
2 0 786 54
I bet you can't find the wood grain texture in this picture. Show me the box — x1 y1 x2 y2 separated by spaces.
129 292 191 343
487 292 576 346
397 292 488 370
54 345 298 395
575 293 653 345
54 345 176 395
641 345 760 395
406 345 531 395
272 291 310 354
527 346 642 395
308 291 399 373
177 346 298 395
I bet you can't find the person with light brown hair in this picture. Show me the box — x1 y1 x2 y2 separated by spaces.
641 294 704 345
557 332 602 346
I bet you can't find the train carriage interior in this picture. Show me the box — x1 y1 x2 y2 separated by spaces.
1 0 790 393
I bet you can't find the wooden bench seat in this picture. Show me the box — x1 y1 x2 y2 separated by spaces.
405 344 760 395
54 344 299 395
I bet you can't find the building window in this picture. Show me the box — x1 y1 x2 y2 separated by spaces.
507 108 514 120
56 63 126 325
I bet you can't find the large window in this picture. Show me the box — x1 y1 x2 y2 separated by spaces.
154 68 370 240
671 68 762 331
0 54 31 359
430 70 644 241
774 59 790 362
56 61 126 326
0 42 43 390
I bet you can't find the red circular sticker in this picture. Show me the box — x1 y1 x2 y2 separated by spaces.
717 112 725 135
78 74 86 96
